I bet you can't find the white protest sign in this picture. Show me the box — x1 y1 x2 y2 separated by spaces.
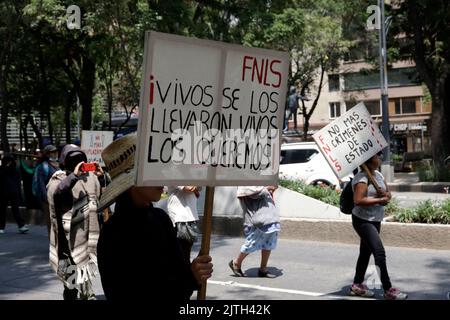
81 130 114 167
135 31 290 186
312 102 388 178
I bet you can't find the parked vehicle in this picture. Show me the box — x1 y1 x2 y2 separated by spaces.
279 142 351 189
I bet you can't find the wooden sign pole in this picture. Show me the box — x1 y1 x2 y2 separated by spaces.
361 163 384 196
197 186 215 300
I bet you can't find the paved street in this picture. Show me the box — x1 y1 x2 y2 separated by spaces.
1 224 449 300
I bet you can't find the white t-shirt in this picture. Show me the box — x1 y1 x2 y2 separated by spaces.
167 186 200 225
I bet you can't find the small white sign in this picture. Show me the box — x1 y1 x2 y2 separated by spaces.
81 130 114 166
313 102 388 178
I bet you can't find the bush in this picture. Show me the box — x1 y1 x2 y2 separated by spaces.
417 162 450 182
384 198 400 216
393 199 450 224
393 208 417 223
279 179 340 207
392 154 403 162
281 179 450 224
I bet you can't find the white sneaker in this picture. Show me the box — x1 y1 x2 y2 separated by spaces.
0 229 4 234
18 226 29 234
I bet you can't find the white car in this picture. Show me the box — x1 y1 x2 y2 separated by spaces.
279 142 350 189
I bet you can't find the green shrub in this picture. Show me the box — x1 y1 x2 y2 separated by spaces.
279 179 340 207
417 162 450 182
280 179 450 224
392 199 450 224
414 200 439 223
393 208 417 223
385 199 400 216
417 166 435 182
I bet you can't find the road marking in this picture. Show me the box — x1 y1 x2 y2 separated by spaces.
208 280 366 300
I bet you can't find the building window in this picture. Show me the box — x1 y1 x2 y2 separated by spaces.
364 100 381 115
343 67 420 91
328 75 340 92
395 99 401 114
345 101 357 112
391 97 420 114
402 98 417 114
329 102 341 118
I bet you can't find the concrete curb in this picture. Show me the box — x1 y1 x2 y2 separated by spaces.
9 207 450 250
388 182 450 193
199 215 450 250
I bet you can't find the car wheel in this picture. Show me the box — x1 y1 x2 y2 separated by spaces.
311 179 332 188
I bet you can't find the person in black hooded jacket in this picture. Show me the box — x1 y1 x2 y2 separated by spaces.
0 154 28 234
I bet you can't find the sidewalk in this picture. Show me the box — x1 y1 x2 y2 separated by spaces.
1 224 449 300
389 172 450 193
0 224 104 300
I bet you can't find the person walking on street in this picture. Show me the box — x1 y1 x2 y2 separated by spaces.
47 144 103 300
0 154 28 234
96 134 213 301
349 152 408 300
32 144 59 236
167 186 202 263
229 186 280 278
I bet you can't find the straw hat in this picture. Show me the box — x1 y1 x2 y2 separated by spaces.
98 133 137 211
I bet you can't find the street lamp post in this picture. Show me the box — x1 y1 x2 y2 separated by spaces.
378 0 393 182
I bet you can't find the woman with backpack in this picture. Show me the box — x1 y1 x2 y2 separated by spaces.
349 152 407 300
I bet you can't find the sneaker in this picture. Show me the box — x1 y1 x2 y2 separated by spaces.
349 283 375 298
18 226 29 234
228 260 245 277
384 287 408 300
0 229 4 234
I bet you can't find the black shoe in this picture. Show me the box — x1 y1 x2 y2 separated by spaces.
258 269 277 278
228 260 245 277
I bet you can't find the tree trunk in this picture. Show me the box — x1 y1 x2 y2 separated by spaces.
38 39 53 143
430 76 450 179
65 89 74 144
106 71 113 131
46 108 53 144
0 72 10 152
79 56 96 130
302 65 325 141
21 116 29 151
302 114 310 141
25 115 43 150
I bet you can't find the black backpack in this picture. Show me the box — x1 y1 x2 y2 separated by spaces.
339 178 354 214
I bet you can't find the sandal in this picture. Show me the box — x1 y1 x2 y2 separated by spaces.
258 269 277 278
228 260 245 277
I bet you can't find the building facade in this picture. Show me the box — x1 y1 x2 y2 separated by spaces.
293 59 432 156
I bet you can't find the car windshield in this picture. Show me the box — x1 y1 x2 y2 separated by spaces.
280 148 319 164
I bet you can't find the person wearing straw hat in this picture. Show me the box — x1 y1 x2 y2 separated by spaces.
47 144 103 300
96 133 213 301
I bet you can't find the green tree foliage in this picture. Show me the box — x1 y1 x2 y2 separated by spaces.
390 0 450 178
